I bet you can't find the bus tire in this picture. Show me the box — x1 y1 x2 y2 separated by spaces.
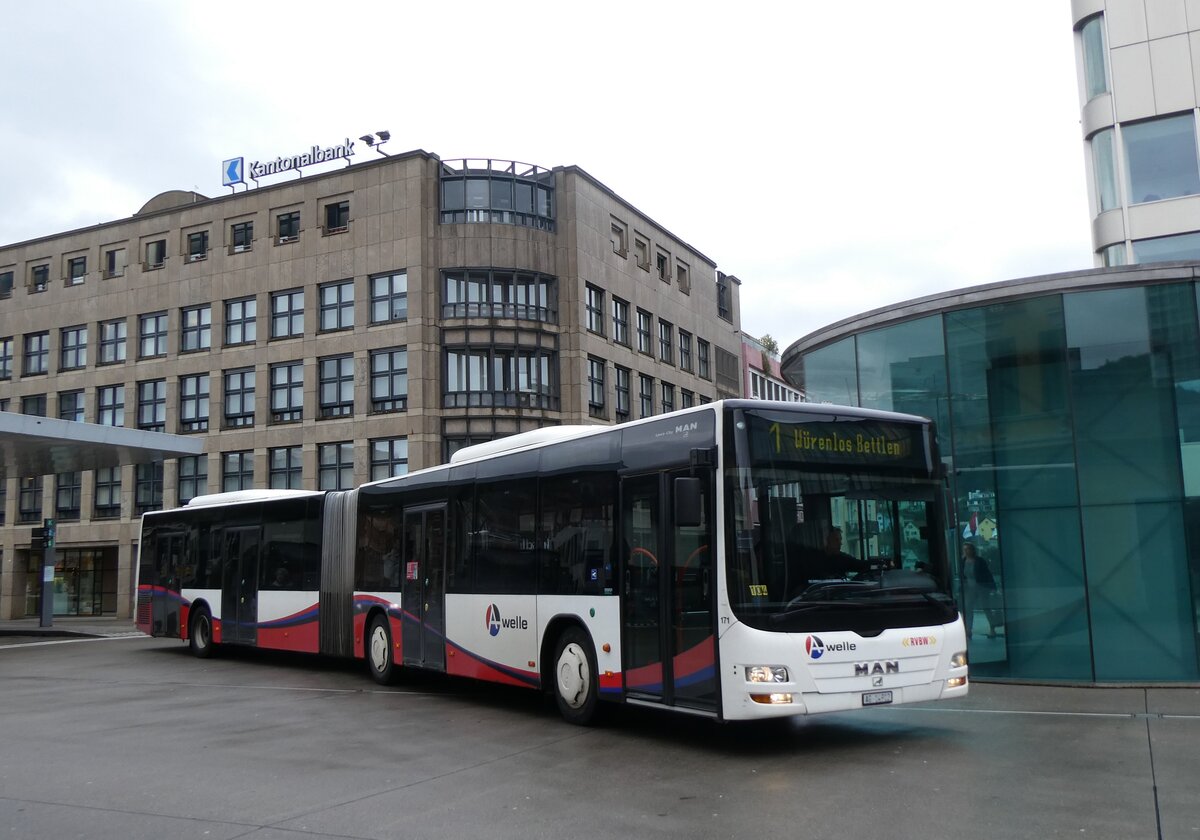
366 614 398 686
553 627 600 725
189 607 214 659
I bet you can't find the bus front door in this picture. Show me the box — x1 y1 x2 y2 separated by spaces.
401 506 447 671
220 526 260 645
621 470 717 712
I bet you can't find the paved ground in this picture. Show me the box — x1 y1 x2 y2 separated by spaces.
0 632 1197 839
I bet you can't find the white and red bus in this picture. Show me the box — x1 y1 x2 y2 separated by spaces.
137 400 968 723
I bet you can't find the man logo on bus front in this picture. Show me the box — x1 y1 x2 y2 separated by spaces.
486 604 501 636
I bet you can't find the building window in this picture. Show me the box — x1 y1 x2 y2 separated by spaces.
180 305 212 352
1081 15 1108 101
324 200 349 233
676 261 690 294
442 269 556 323
639 374 654 418
99 319 126 365
223 367 256 428
59 390 84 422
104 247 126 279
231 221 253 253
659 320 674 364
634 236 649 271
222 451 254 492
0 336 10 379
439 159 555 231
656 250 670 283
270 361 303 422
444 347 558 409
1102 242 1128 266
139 312 168 358
97 385 124 426
18 476 42 524
318 442 354 490
94 467 122 518
271 289 304 339
30 264 49 293
269 446 303 490
611 298 630 346
588 356 606 417
661 382 675 413
717 273 733 322
370 271 408 323
615 366 631 421
1092 127 1118 213
135 462 163 514
679 330 693 372
698 338 711 379
145 239 166 270
370 437 409 481
0 270 12 299
225 297 257 345
610 218 628 257
319 280 354 332
56 472 82 520
187 231 209 262
67 256 86 286
179 374 209 432
1132 232 1200 263
23 331 49 376
681 389 694 408
59 325 87 370
277 211 300 244
586 284 605 335
137 379 166 432
636 309 652 355
22 394 46 416
370 347 408 413
177 455 207 505
319 354 355 418
1124 113 1200 205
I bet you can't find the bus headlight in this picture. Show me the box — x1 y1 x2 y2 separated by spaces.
745 665 789 683
950 651 968 668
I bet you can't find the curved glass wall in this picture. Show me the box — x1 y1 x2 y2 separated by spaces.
794 283 1200 681
440 159 555 231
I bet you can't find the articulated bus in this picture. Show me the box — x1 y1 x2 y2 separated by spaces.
137 400 968 724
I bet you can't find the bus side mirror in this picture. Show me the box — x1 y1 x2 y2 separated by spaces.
675 477 703 528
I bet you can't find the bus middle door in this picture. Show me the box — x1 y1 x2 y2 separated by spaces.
220 525 260 645
401 505 447 671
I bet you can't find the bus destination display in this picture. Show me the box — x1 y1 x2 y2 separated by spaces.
746 413 929 471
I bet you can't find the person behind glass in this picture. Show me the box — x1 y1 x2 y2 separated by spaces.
960 542 1000 639
811 526 870 579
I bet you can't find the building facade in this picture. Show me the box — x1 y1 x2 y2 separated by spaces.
1075 0 1200 265
782 263 1200 683
740 332 804 402
0 151 743 620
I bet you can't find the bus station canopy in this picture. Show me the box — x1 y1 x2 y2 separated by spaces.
0 413 204 481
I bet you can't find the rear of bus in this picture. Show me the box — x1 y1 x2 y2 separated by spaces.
719 403 968 719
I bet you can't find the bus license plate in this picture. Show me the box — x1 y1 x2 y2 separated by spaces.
862 690 893 707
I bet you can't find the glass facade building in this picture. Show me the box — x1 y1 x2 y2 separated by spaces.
782 263 1200 682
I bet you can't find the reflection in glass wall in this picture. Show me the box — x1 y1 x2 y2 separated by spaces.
856 316 950 453
945 297 1090 679
798 337 858 406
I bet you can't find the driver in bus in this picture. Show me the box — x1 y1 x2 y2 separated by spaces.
808 527 871 580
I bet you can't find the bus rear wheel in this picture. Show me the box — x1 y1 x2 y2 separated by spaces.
553 627 600 725
367 614 398 685
189 607 214 659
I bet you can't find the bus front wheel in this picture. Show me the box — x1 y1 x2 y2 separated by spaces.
367 614 398 685
553 627 600 725
189 607 214 659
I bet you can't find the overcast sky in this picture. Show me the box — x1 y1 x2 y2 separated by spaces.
0 1 1092 350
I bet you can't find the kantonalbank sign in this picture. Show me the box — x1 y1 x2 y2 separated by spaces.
222 137 357 187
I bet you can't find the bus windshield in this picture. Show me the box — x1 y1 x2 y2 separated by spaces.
725 407 958 633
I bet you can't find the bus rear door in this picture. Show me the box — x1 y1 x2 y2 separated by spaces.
621 469 717 713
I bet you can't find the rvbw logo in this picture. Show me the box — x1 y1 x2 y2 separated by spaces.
485 604 529 637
